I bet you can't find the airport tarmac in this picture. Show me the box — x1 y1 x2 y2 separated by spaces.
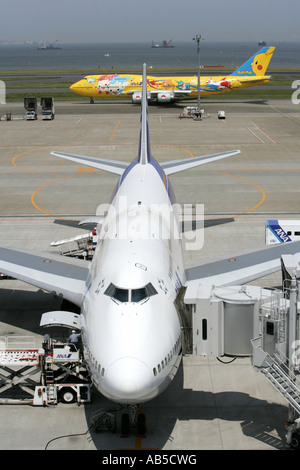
0 97 299 451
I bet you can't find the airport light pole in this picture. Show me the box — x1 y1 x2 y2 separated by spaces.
193 34 201 115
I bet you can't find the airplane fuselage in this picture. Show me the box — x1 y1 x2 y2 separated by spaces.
69 47 275 103
81 160 185 403
70 73 270 102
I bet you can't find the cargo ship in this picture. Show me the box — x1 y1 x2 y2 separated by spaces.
151 39 174 48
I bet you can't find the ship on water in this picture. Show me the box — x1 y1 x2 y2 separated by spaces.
151 39 174 48
258 40 267 46
37 40 62 50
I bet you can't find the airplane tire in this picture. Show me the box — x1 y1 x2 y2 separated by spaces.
121 413 130 436
290 432 300 449
137 413 146 436
59 387 77 404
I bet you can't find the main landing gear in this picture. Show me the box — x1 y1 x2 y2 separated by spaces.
121 405 146 436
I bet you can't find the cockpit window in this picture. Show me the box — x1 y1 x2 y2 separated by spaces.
131 288 147 303
104 284 128 303
114 287 129 303
104 282 157 304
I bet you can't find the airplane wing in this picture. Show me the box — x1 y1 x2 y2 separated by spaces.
185 240 300 288
0 246 90 306
160 150 241 176
51 151 129 175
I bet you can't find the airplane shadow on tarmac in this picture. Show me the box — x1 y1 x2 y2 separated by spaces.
86 360 288 450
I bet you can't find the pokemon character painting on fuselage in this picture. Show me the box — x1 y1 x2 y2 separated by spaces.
70 46 275 103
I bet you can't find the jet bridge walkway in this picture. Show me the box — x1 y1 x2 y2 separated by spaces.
179 253 300 449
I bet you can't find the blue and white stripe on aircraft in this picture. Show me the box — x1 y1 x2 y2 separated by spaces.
266 220 292 243
118 63 171 196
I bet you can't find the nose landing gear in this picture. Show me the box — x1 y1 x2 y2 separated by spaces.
121 405 146 436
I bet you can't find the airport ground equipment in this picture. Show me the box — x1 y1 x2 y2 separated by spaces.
0 335 91 406
40 97 55 120
178 107 208 120
24 97 37 120
179 253 300 449
50 228 98 260
218 111 226 119
0 113 24 121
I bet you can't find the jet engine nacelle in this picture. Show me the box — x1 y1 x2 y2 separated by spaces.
157 91 174 103
132 91 142 103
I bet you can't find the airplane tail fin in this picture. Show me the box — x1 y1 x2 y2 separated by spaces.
138 63 151 165
229 46 275 77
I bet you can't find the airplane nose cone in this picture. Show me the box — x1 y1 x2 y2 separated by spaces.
105 358 153 402
70 82 78 91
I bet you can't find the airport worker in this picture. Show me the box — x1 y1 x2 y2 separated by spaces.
68 330 81 351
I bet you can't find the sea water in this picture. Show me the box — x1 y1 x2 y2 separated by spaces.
0 41 299 71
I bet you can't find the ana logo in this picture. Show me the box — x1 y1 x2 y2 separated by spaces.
274 228 290 243
57 353 72 359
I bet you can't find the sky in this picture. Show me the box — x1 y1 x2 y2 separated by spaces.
1 0 299 44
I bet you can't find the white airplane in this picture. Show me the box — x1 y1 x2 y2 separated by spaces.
1 64 300 435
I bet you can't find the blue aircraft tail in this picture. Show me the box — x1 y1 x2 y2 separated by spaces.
230 46 275 77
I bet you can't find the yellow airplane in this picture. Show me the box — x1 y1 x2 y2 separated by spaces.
70 46 275 104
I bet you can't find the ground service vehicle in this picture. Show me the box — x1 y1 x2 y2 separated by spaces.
24 97 37 120
41 97 55 120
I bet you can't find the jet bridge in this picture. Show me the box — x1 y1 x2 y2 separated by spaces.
178 254 300 449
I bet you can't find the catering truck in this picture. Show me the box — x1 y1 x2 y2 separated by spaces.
24 97 37 120
40 97 55 120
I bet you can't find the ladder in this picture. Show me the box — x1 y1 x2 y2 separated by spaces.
45 361 57 405
262 351 300 415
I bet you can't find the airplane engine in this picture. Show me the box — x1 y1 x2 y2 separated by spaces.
157 91 174 103
132 92 142 103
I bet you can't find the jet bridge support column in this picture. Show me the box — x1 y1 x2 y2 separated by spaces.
288 273 297 374
250 254 300 449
